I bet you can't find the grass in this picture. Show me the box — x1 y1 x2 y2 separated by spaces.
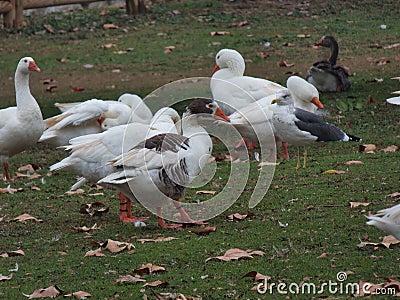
1 0 400 299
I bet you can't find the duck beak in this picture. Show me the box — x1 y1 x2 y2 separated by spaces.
311 97 324 109
211 64 220 75
28 61 41 72
214 107 230 122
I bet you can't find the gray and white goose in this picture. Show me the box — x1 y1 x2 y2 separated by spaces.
98 98 230 228
271 89 360 168
306 35 351 92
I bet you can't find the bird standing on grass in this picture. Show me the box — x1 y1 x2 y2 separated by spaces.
367 204 400 240
271 89 360 168
0 57 44 180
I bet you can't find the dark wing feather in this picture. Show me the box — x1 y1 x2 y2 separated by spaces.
311 61 351 91
132 133 190 153
294 108 346 142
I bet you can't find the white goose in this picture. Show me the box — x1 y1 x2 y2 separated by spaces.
50 107 181 222
0 57 44 180
228 76 324 159
40 93 152 146
271 89 360 168
98 99 230 228
210 48 285 115
367 204 400 240
386 78 400 105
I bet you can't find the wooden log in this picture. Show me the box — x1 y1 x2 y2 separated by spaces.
126 0 146 15
3 0 14 28
14 0 23 28
23 0 102 9
0 1 12 13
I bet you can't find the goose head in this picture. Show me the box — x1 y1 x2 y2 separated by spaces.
18 57 40 74
212 49 245 76
117 93 143 108
184 98 230 122
315 35 339 65
286 76 324 109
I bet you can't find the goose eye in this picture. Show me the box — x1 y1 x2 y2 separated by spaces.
23 59 28 63
207 103 215 109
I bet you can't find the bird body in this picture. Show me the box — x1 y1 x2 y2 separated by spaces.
367 204 400 240
0 57 44 180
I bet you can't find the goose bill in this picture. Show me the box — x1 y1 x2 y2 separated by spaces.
211 64 220 75
28 61 41 72
311 97 324 109
215 107 230 122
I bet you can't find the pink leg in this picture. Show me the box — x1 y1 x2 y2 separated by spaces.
118 192 148 223
156 207 182 229
173 200 207 226
3 162 11 180
280 142 290 160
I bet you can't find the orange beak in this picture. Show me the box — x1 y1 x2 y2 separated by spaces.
97 115 106 126
211 64 220 75
214 107 230 122
28 60 41 72
314 39 323 46
311 97 324 109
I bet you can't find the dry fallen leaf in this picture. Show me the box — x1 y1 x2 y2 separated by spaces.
0 249 25 258
277 59 295 67
388 192 400 197
132 263 166 276
80 202 109 217
117 275 146 284
103 23 119 29
153 292 201 300
137 237 178 243
349 202 370 208
64 291 92 298
210 31 230 36
18 164 36 172
381 145 399 153
243 271 271 281
359 144 376 153
12 213 43 223
317 252 330 259
84 248 105 257
232 20 249 27
101 43 116 49
23 285 64 299
296 34 311 38
0 273 13 281
72 224 100 232
0 186 23 194
66 189 85 195
344 160 363 165
358 235 400 249
195 190 216 195
256 52 269 59
206 248 264 262
227 212 254 221
323 169 346 174
189 226 216 236
43 24 55 33
101 239 135 253
143 280 169 287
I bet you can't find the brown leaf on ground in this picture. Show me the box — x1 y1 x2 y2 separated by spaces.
228 212 255 222
210 31 230 36
153 292 201 300
0 274 13 281
46 84 58 92
43 24 55 33
132 263 166 276
189 226 216 236
101 239 134 253
195 190 216 195
381 145 399 153
350 202 370 208
64 291 92 298
66 189 85 195
137 237 178 243
358 235 400 249
296 34 311 38
18 164 36 172
256 52 269 59
100 43 116 49
344 160 363 165
358 144 376 153
0 249 25 258
388 192 400 197
116 275 146 284
243 271 271 281
72 224 100 232
0 186 23 194
277 59 295 67
164 46 175 54
317 252 330 259
103 23 119 29
323 169 346 174
143 280 169 287
79 202 109 217
232 20 249 27
206 248 264 262
23 285 64 298
12 213 43 223
84 248 105 257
